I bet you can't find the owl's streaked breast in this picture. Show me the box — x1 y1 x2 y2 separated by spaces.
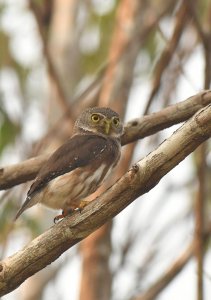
40 163 113 210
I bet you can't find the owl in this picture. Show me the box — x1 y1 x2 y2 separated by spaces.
15 107 123 222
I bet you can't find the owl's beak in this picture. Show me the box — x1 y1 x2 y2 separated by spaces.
104 119 112 134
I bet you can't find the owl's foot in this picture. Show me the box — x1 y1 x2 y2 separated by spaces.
54 201 90 223
73 200 90 214
79 200 90 210
54 208 73 224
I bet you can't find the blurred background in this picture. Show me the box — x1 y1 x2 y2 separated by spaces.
0 0 211 299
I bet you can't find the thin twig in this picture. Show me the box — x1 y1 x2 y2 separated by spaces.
144 0 190 114
133 242 194 300
29 0 74 124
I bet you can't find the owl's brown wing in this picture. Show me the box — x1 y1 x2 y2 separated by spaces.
28 134 115 199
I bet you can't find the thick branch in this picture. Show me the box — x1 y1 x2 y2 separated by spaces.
0 104 211 296
122 90 211 144
0 155 48 191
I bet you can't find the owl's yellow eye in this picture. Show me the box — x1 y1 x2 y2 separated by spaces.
112 117 120 127
91 114 100 123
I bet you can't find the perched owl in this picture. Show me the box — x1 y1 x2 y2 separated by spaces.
15 107 123 221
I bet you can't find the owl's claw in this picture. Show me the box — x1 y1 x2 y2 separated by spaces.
54 201 90 223
74 207 82 213
53 208 74 224
53 214 64 224
78 200 89 211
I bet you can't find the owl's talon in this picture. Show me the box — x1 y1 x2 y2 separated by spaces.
73 201 89 214
79 200 89 211
54 209 73 224
54 214 63 224
74 207 82 213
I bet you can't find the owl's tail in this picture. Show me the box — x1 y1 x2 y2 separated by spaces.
14 195 38 220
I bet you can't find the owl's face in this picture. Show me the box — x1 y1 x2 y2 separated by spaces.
74 107 124 138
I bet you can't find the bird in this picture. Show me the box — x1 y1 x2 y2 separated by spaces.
15 107 123 222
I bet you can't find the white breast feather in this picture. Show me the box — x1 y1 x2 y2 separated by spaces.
40 161 116 210
85 164 106 185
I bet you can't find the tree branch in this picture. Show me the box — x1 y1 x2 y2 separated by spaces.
0 90 211 190
133 220 211 300
133 242 193 300
122 90 211 144
0 104 211 296
144 0 189 114
0 155 48 191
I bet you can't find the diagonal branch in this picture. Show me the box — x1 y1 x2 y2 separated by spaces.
133 242 194 300
122 90 211 144
133 221 211 300
29 0 74 123
144 0 189 114
0 90 211 191
0 104 211 296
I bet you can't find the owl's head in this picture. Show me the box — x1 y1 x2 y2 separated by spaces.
74 107 124 138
